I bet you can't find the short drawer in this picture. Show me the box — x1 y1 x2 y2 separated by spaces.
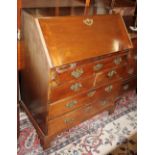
94 67 124 87
49 52 128 86
48 75 94 103
48 81 120 119
48 100 115 136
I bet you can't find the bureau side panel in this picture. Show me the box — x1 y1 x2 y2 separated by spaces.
20 11 50 134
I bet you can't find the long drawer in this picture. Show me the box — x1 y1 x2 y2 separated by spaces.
48 81 120 119
49 52 128 86
48 99 115 136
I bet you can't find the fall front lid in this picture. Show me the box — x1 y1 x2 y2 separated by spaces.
38 14 132 67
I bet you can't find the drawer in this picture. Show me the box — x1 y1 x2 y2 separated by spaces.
49 52 128 86
94 67 124 87
48 99 115 136
48 75 94 102
121 77 137 93
48 81 121 119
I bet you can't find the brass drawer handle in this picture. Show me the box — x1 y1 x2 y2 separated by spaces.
71 68 84 78
84 106 93 113
66 100 78 108
114 56 122 65
87 90 96 97
83 18 93 26
64 118 74 124
123 84 129 90
100 100 107 106
105 85 113 93
107 70 117 78
70 82 82 92
93 63 103 71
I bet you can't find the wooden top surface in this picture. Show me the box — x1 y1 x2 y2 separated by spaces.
38 14 132 67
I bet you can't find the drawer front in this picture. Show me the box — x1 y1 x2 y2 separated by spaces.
49 52 128 86
121 78 137 93
94 67 124 87
48 81 120 119
48 76 94 102
48 99 115 136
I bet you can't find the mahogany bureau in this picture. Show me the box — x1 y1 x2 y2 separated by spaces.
20 11 136 149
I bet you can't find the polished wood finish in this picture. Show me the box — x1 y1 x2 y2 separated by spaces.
20 11 51 134
17 40 23 70
20 11 136 149
49 80 120 119
17 0 22 70
49 75 94 102
39 14 132 67
49 51 128 85
21 99 115 149
17 0 22 29
48 102 114 136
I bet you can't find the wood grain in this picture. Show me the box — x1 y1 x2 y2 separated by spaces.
39 14 133 67
49 51 128 85
48 102 115 136
20 11 51 134
48 80 120 119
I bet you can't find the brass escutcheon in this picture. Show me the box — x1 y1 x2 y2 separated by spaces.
107 70 117 78
105 85 113 93
70 82 82 92
93 63 103 72
87 90 96 97
114 56 122 65
71 68 84 78
66 100 78 108
83 18 93 26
